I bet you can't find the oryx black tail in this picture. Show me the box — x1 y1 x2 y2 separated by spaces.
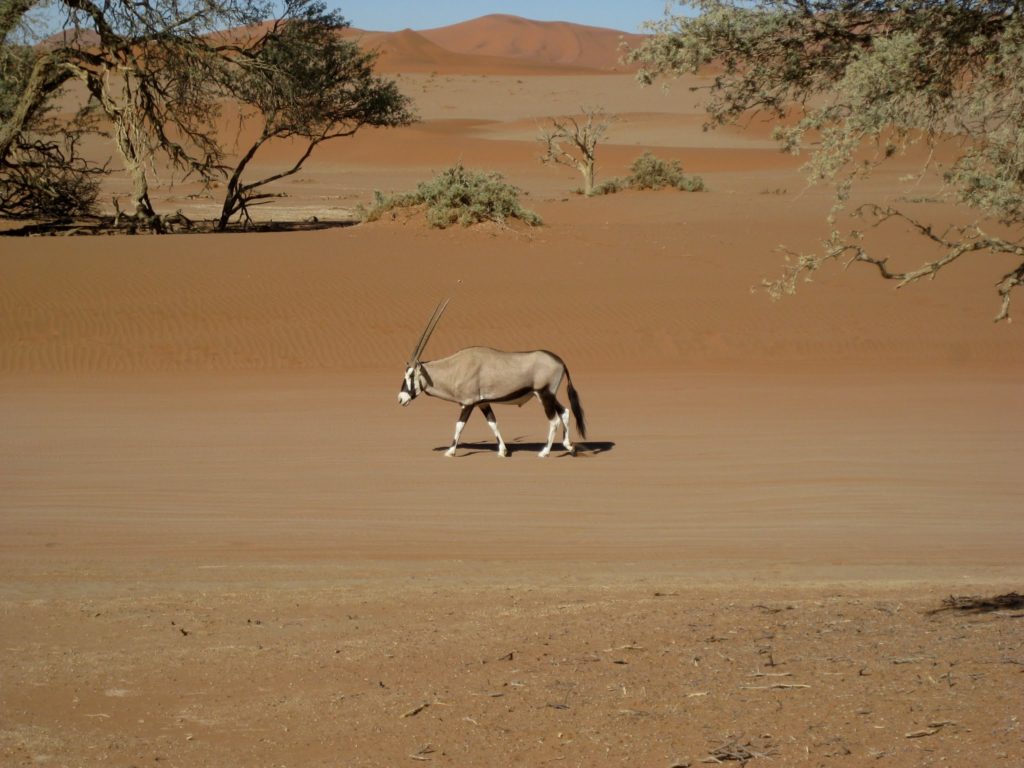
566 372 586 440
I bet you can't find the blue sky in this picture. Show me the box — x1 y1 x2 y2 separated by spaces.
331 1 673 33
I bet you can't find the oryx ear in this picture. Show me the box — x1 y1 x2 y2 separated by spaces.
409 298 450 365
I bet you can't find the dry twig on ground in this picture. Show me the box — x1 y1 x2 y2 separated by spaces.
928 592 1024 615
703 736 776 765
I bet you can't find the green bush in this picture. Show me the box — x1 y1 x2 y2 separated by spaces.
580 153 706 196
591 178 626 196
626 152 705 192
361 164 542 228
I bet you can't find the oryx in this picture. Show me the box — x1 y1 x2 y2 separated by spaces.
398 299 586 457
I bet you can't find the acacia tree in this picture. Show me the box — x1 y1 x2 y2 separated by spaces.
0 2 107 218
1 0 413 230
0 0 67 166
0 37 104 218
538 107 613 196
631 0 1024 321
1 0 267 229
215 1 414 230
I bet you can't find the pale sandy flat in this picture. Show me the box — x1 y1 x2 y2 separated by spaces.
2 17 1022 767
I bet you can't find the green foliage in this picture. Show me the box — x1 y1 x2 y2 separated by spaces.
1 36 103 220
1 0 269 225
591 178 625 196
2 0 411 229
215 0 415 228
627 152 704 191
0 43 30 124
362 164 542 228
589 153 705 195
631 0 1024 320
227 2 412 139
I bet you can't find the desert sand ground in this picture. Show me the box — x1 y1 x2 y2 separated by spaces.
2 17 1023 768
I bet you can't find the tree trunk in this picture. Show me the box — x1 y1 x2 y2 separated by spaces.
97 70 158 226
216 135 265 231
217 132 321 231
580 159 595 196
0 51 72 165
113 121 156 222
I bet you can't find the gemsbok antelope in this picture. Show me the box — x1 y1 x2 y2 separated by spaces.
398 299 586 457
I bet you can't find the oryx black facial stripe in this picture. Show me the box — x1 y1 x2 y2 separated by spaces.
401 371 416 397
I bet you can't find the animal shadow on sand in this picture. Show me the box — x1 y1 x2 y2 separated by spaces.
432 440 615 457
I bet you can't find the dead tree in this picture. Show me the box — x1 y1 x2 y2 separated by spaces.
539 107 613 196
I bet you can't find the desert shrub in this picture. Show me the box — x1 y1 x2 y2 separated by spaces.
627 152 704 192
582 154 705 196
591 178 626 196
0 147 102 220
361 164 541 228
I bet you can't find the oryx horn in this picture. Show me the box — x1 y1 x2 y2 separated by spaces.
409 298 450 364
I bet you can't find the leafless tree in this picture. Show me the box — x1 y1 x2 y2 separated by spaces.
538 107 613 196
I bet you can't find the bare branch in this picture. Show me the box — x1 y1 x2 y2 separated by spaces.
538 106 613 196
766 206 1024 321
996 262 1024 323
633 0 1024 320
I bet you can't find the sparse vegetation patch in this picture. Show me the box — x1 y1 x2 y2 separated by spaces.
627 152 705 192
593 153 705 195
360 164 542 228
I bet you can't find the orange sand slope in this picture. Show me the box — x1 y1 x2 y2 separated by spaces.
2 15 1024 573
4 13 1024 569
417 14 645 70
2 199 1022 572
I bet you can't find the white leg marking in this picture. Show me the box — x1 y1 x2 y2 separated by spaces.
446 420 466 457
560 409 576 454
446 406 475 458
484 411 509 457
539 417 557 458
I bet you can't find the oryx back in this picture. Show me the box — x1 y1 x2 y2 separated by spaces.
426 347 565 405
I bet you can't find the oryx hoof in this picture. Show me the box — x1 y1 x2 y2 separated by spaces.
497 448 510 458
444 448 457 458
537 449 551 458
565 446 577 456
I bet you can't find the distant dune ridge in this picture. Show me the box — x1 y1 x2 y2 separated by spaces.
39 14 640 74
418 14 646 70
345 13 644 74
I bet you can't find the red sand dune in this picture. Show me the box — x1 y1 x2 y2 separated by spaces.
418 13 645 71
345 26 601 75
343 13 643 74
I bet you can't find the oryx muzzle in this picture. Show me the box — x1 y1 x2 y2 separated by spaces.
398 299 586 457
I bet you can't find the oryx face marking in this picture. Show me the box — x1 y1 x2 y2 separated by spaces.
398 366 418 406
398 299 587 458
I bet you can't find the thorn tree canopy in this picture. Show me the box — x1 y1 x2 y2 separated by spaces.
0 0 414 231
630 0 1024 322
215 1 415 230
